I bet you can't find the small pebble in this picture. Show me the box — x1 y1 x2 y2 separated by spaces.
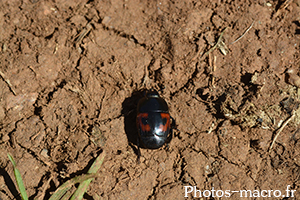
40 149 49 158
266 2 272 7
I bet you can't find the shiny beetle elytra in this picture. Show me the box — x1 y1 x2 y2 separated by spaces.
136 90 174 151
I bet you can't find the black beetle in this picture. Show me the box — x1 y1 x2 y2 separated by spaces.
136 90 174 152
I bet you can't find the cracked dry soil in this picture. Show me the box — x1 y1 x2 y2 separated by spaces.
1 0 300 199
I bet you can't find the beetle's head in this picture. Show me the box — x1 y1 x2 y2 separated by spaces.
146 90 159 98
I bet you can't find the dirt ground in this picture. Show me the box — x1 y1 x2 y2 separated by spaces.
1 0 300 199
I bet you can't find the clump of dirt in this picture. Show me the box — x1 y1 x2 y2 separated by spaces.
1 0 300 199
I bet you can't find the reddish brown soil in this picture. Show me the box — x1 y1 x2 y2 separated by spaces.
1 0 300 199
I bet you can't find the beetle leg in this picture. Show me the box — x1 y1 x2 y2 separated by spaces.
164 126 173 152
164 116 176 151
136 138 141 163
124 108 135 116
170 116 180 137
170 116 176 129
167 128 173 143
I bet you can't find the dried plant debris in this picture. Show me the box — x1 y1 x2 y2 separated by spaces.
198 27 228 59
220 86 261 129
269 111 296 152
74 23 93 44
273 0 293 18
286 69 300 87
217 40 229 55
280 97 299 115
0 70 17 95
219 85 297 129
90 125 107 147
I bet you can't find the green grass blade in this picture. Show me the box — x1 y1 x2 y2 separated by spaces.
49 173 98 200
60 189 74 200
7 153 29 200
70 151 106 200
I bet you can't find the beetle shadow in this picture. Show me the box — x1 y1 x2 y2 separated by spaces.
121 89 146 156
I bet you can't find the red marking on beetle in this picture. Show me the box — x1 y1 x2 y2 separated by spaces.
138 113 151 132
159 113 170 132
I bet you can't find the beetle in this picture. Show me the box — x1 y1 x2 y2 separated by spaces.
136 90 174 151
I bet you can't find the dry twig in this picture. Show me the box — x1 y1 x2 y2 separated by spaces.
0 69 17 95
231 21 254 44
204 27 228 57
192 27 228 61
74 23 93 44
273 0 293 18
269 111 296 153
37 176 53 200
